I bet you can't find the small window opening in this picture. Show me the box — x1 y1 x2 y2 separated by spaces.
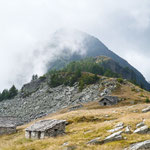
54 129 58 132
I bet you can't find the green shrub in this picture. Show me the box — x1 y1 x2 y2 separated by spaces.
140 93 144 97
79 80 84 92
145 97 150 103
117 78 124 84
79 74 99 91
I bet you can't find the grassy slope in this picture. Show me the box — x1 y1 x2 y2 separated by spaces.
0 81 150 150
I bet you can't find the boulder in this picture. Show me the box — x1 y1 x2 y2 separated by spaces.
104 131 123 143
125 126 132 134
125 140 150 150
136 122 145 128
107 126 124 133
86 137 101 145
115 122 124 128
69 104 83 111
107 122 124 133
142 106 150 113
134 125 149 134
62 142 69 146
63 145 77 150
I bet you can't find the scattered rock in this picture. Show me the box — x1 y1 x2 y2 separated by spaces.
62 142 69 146
125 126 132 134
88 131 124 145
112 110 118 113
63 146 77 150
107 126 124 133
130 101 135 105
104 131 123 143
125 140 150 150
0 82 102 124
142 106 150 113
86 137 101 145
108 122 124 133
115 122 124 128
136 122 145 128
84 130 93 134
134 125 149 134
69 104 83 111
132 110 138 113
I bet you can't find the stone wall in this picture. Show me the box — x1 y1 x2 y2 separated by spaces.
0 127 16 135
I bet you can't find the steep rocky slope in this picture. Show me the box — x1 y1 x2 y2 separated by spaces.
0 72 149 125
0 75 117 124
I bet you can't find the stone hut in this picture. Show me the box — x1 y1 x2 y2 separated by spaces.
25 119 66 139
99 96 119 106
0 116 17 135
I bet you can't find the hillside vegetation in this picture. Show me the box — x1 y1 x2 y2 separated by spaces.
47 56 143 90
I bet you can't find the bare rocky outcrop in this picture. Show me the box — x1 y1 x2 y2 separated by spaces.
69 104 83 111
107 122 124 133
87 131 123 145
125 126 132 134
134 125 149 134
86 137 101 145
104 131 123 143
142 106 150 113
136 122 145 128
125 140 150 150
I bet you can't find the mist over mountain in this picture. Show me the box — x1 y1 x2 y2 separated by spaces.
45 29 150 90
0 28 149 91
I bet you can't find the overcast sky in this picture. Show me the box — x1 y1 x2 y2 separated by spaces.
0 0 150 91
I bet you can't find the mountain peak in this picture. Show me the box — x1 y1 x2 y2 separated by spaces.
47 29 150 90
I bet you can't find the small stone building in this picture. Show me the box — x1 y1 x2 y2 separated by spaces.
0 117 17 135
99 96 119 106
25 119 66 139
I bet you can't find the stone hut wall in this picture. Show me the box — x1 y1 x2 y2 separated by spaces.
0 127 16 135
44 122 66 138
25 130 41 139
25 130 30 139
25 122 66 139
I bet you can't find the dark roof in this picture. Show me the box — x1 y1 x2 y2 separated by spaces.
25 119 66 132
100 96 119 103
0 117 18 127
